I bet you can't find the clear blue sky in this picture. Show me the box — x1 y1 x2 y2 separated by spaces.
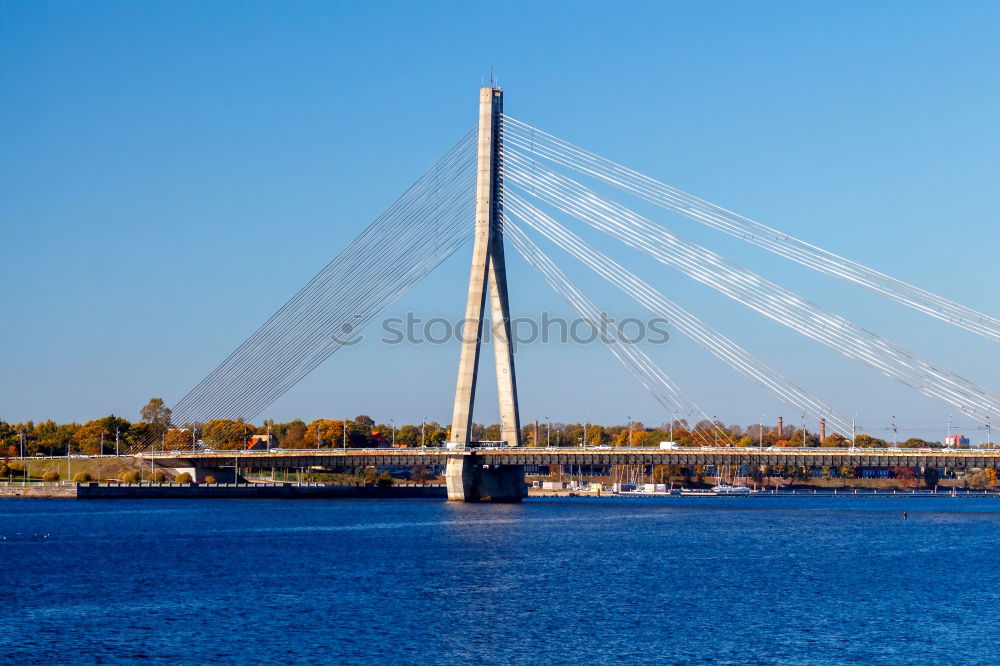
3 1 999 441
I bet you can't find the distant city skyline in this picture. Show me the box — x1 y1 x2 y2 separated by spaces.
3 1 999 441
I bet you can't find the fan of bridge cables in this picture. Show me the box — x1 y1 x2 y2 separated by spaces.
144 114 1000 450
499 114 1000 436
142 129 479 450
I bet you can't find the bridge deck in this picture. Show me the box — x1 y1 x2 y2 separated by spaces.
131 447 1000 469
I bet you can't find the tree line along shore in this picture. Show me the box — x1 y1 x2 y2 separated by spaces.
2 398 972 457
4 398 997 490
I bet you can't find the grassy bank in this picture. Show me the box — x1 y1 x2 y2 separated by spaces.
1 457 146 483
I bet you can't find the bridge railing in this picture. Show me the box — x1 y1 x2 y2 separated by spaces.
130 445 1000 458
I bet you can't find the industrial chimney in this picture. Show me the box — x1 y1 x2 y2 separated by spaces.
819 418 826 441
777 416 783 438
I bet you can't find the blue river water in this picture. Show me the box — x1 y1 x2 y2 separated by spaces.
1 496 998 664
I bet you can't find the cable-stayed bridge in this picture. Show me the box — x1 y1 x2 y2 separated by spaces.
157 87 1000 501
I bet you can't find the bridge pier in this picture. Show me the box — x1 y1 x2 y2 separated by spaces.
446 455 525 502
189 465 241 484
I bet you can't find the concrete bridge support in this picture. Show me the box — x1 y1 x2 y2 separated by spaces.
153 459 241 484
448 87 521 450
188 465 241 484
446 455 526 503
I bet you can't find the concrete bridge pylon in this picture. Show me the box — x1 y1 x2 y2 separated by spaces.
446 87 525 502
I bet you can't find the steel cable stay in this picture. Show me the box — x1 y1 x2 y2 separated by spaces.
504 160 991 421
178 177 477 424
172 194 474 428
192 216 474 427
181 132 477 408
505 219 721 447
504 191 848 423
203 128 476 383
502 153 1000 425
171 136 476 423
154 110 995 455
503 192 853 436
172 174 475 425
500 115 1000 343
145 219 474 449
501 156 993 417
149 134 479 449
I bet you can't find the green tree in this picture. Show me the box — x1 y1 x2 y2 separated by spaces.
164 428 196 450
72 421 105 455
306 419 346 448
125 422 150 450
964 469 991 490
396 425 421 448
902 437 940 449
584 424 606 447
923 466 940 489
36 420 78 456
821 433 848 448
203 419 257 449
788 428 819 447
97 415 132 450
278 420 307 448
140 398 172 441
853 434 889 448
423 422 447 447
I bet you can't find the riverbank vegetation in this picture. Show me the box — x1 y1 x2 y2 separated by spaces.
4 397 986 457
3 399 998 490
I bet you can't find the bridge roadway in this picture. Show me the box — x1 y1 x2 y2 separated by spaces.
147 446 1000 470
